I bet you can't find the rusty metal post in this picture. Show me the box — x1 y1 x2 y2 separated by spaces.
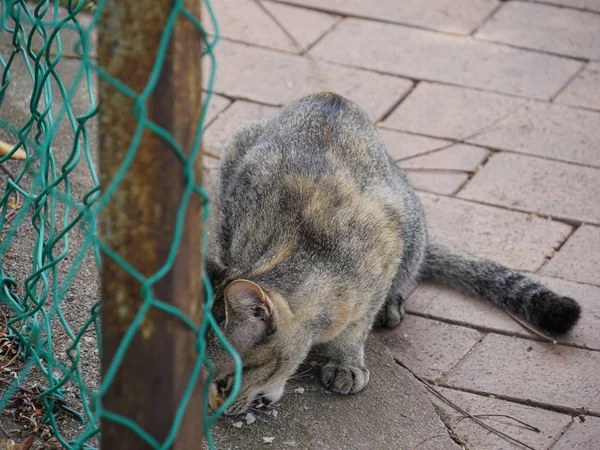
98 0 204 448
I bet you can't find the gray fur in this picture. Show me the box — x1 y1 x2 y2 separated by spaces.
206 92 581 415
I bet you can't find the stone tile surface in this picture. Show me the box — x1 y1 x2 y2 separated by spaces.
400 145 488 171
444 334 600 412
541 225 600 286
406 283 526 335
378 129 453 161
376 316 482 380
271 0 501 34
419 193 573 271
459 153 600 224
476 1 600 59
405 172 469 195
408 275 600 350
261 1 340 51
432 387 572 450
209 40 413 120
385 83 600 166
204 94 231 126
202 100 280 167
203 0 299 52
556 62 600 111
529 274 600 350
211 336 459 450
552 417 600 450
310 19 581 99
526 0 600 14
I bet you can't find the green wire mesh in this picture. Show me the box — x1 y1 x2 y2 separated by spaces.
0 0 241 448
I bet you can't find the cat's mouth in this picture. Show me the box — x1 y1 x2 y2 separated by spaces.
252 395 275 408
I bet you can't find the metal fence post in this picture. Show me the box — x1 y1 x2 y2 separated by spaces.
98 0 204 448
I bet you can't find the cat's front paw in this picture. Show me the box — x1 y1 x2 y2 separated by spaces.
320 362 370 395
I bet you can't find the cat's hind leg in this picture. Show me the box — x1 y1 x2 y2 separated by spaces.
374 292 405 329
320 321 371 395
374 269 412 329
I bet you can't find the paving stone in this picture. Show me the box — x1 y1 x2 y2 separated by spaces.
459 153 600 224
552 417 600 450
203 100 280 153
211 335 459 450
556 62 600 111
202 0 299 53
202 100 280 167
384 83 600 167
419 193 572 271
432 387 572 450
541 225 600 286
273 0 500 35
444 334 600 413
384 83 526 140
376 316 482 381
378 129 454 161
408 275 600 350
476 1 600 59
467 102 600 167
204 94 231 126
400 145 488 171
208 40 413 120
522 0 600 14
310 19 581 100
260 1 340 51
405 171 469 195
406 283 525 335
528 274 600 350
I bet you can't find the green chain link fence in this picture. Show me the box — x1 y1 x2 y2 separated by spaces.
0 0 241 448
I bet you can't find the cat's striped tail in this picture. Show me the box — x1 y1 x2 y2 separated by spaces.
420 240 581 334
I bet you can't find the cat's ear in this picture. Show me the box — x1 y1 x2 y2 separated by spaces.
222 280 277 354
224 279 275 323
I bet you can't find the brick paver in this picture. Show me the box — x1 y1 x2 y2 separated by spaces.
541 225 600 286
552 417 600 450
310 19 581 99
408 274 600 350
527 0 600 13
203 100 280 167
444 334 600 413
459 153 600 224
556 62 600 111
384 83 600 167
405 171 469 195
261 2 340 51
432 387 572 450
528 274 600 350
400 145 488 171
204 0 300 53
419 193 572 271
196 1 600 448
406 283 527 335
476 1 600 59
266 0 501 35
205 94 231 125
209 40 413 120
376 316 482 381
378 129 455 161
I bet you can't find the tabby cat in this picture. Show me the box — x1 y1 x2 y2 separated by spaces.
206 92 581 416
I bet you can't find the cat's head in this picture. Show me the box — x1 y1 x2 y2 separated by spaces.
206 274 306 416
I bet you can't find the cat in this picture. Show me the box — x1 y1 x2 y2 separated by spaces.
205 92 581 416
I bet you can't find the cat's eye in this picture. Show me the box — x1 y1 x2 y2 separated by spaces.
216 374 233 395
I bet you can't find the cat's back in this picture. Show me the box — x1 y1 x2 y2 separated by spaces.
217 93 415 275
221 92 393 188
